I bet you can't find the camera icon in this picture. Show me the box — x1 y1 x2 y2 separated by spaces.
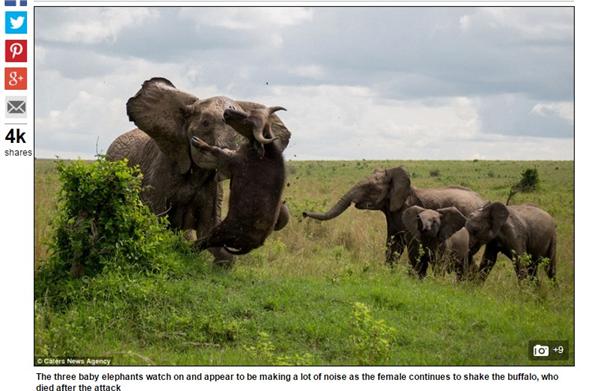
532 344 549 357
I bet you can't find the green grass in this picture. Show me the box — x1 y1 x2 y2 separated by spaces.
34 159 574 365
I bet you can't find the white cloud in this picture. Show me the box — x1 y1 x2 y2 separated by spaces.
531 102 574 122
459 8 572 42
40 8 159 44
176 8 313 48
35 7 573 161
247 85 482 160
34 54 226 158
289 65 325 79
459 14 472 32
180 8 313 30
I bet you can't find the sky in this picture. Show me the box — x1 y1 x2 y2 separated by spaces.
35 7 574 160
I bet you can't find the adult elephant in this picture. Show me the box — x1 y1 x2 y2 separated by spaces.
302 167 485 277
107 77 291 265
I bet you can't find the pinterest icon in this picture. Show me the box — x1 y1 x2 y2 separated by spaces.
5 40 27 62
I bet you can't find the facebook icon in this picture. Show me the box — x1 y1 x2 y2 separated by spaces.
5 1 28 6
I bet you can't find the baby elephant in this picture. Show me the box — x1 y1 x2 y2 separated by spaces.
465 202 557 282
191 105 289 259
402 206 473 280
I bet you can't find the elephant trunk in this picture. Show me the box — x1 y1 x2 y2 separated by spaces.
303 187 358 221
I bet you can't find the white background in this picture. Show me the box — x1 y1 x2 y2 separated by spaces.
0 1 597 390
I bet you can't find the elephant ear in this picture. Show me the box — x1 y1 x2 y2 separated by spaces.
387 167 412 212
236 101 291 149
126 77 199 174
437 207 467 242
488 202 509 236
402 205 426 239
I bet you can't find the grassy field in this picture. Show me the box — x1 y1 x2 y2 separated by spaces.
34 159 574 365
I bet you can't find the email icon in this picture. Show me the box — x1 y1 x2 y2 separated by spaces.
6 96 26 118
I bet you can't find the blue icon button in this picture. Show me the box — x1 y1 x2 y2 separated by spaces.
5 11 27 34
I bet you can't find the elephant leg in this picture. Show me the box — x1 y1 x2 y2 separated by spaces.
464 242 482 281
545 235 557 281
415 250 431 279
417 261 429 279
478 242 500 282
454 266 463 281
195 179 234 267
467 254 478 280
464 253 479 281
180 207 198 241
510 254 521 280
406 236 430 279
167 205 198 241
507 245 529 281
168 205 186 230
451 250 471 281
454 255 466 281
406 238 421 270
526 259 539 281
385 232 405 266
406 242 430 279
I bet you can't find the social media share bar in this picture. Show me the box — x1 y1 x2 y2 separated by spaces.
528 340 569 361
3 1 31 159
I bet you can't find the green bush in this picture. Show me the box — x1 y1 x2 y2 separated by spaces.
36 157 180 308
244 331 314 365
507 168 540 204
517 168 540 192
350 302 397 365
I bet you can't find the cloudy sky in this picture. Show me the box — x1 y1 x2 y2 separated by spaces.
35 7 573 160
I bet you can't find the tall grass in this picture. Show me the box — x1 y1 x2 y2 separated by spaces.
34 159 574 365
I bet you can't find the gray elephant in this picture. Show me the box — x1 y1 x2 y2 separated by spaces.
302 166 486 277
402 206 473 280
465 202 557 282
192 105 289 255
106 77 291 265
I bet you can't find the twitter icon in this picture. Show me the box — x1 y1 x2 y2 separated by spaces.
5 11 27 34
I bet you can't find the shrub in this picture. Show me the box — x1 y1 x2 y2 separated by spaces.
517 168 540 192
506 168 540 204
36 157 179 307
429 169 440 177
244 331 314 365
350 302 397 365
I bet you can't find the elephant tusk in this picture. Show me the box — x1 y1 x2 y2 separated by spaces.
156 203 173 217
224 245 246 255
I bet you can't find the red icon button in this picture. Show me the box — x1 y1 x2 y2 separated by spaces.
5 67 27 90
5 40 27 62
